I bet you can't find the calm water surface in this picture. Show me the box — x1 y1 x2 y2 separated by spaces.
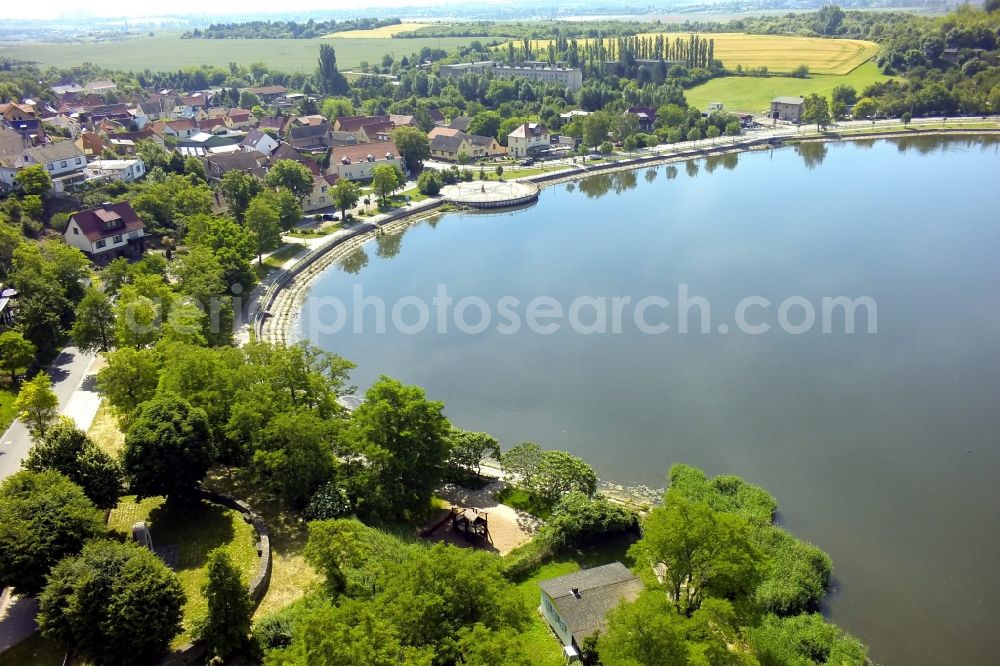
300 137 1000 665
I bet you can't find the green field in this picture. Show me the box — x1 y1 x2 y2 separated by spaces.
0 31 478 72
684 60 894 114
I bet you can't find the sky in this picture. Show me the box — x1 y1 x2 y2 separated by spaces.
3 0 468 21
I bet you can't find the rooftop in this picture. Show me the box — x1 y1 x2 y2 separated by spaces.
539 562 644 645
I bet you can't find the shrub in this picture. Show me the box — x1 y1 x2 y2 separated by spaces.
49 212 70 232
791 64 810 78
416 169 442 196
547 491 638 548
304 479 354 521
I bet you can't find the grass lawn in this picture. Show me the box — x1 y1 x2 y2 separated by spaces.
202 467 322 621
512 537 636 665
0 634 65 666
0 32 478 72
0 385 17 433
684 60 893 115
107 495 260 647
287 223 343 238
255 243 307 280
86 401 125 457
512 32 877 75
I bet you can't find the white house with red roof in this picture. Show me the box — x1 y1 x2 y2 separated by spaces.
63 202 146 259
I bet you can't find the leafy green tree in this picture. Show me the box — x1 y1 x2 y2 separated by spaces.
390 126 430 172
447 428 500 478
96 347 162 428
265 159 314 200
802 93 832 130
20 194 43 221
252 410 337 507
750 613 867 666
317 43 350 96
598 591 690 666
321 96 354 122
347 376 451 517
370 164 403 205
136 139 170 172
122 394 215 500
468 110 503 139
0 330 35 384
525 450 598 509
14 164 52 196
630 494 760 615
24 417 124 510
184 155 208 182
853 97 878 120
245 194 283 264
171 245 225 302
0 470 103 594
902 111 912 125
184 213 257 291
220 170 263 221
38 539 184 665
546 491 638 549
416 169 442 196
500 441 543 485
686 127 701 143
196 548 253 659
332 178 361 221
71 287 116 353
15 371 59 438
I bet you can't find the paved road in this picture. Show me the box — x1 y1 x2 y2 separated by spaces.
0 346 96 654
0 346 97 480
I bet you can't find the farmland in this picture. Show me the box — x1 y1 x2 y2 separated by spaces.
0 31 478 72
516 32 878 75
684 60 894 114
324 23 432 39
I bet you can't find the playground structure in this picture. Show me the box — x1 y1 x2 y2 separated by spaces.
451 506 490 544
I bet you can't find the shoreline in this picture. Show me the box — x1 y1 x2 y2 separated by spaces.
257 123 1000 347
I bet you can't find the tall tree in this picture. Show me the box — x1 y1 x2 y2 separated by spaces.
219 170 263 222
71 288 116 353
370 164 403 205
347 376 451 516
39 540 185 665
14 371 59 438
629 494 760 615
196 548 253 659
96 347 163 428
14 164 52 197
390 126 430 172
245 194 283 264
803 93 832 130
0 470 103 595
23 417 124 510
447 428 500 478
317 44 350 96
331 178 361 221
122 394 215 501
598 591 690 666
0 330 35 384
264 160 314 200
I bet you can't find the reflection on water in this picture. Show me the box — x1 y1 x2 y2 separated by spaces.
375 230 404 259
796 141 828 169
302 137 1000 666
340 247 368 274
645 168 657 183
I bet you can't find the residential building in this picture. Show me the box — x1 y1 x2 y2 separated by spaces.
0 141 86 191
289 123 333 151
75 132 107 158
389 114 418 128
448 116 473 132
770 96 805 123
161 119 199 139
226 108 257 130
242 129 279 156
438 61 584 91
507 122 550 158
63 202 146 259
84 158 146 183
430 132 504 161
51 83 84 97
248 85 288 101
626 106 657 132
538 562 644 658
0 102 35 122
259 116 290 136
180 131 242 151
83 80 117 95
303 174 340 212
333 115 396 143
204 151 269 182
328 141 401 181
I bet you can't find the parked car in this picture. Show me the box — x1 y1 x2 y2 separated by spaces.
519 158 535 166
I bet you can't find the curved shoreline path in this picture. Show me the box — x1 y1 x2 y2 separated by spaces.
251 117 1000 347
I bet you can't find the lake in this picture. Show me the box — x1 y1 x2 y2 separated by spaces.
298 136 1000 665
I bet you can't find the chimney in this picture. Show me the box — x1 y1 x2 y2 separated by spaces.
101 201 113 210
571 587 581 599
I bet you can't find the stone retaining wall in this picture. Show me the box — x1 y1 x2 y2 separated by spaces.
152 489 271 666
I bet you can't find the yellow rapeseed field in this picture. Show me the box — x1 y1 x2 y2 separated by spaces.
517 32 878 75
324 23 431 39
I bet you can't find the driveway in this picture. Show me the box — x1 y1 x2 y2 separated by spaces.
0 345 97 654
